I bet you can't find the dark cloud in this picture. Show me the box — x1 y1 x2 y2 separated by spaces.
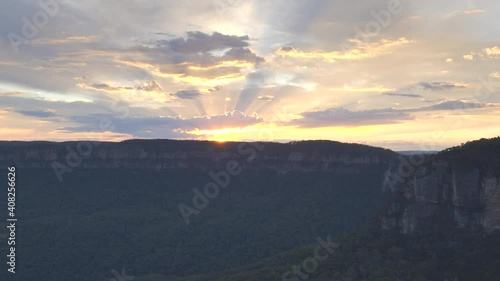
286 100 491 128
279 46 295 52
382 92 422 98
62 111 262 137
288 107 413 128
0 94 263 138
154 32 175 37
417 82 466 91
0 95 108 116
208 85 222 92
156 31 250 54
415 100 485 111
170 90 203 100
15 110 57 118
184 111 262 130
130 31 264 80
61 114 186 138
223 47 264 64
88 83 133 91
83 81 163 92
91 83 110 89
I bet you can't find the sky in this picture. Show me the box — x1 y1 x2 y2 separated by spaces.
0 0 499 150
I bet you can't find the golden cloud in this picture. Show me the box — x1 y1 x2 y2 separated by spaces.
276 37 411 62
484 46 500 56
463 54 474 60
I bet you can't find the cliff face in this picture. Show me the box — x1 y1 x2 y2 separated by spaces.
381 138 500 233
0 139 396 173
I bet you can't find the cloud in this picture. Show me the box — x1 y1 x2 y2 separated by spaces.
123 32 265 83
386 82 468 98
330 86 393 92
78 80 164 93
78 83 133 91
257 95 275 101
91 83 117 90
416 82 467 91
463 9 486 14
382 92 422 98
223 47 265 64
0 92 24 97
31 36 99 45
484 46 500 56
463 54 474 60
62 110 263 138
287 107 413 128
137 81 162 92
286 100 490 128
157 63 243 81
0 95 107 117
415 100 486 111
170 90 203 99
208 85 222 92
0 94 263 139
447 9 486 17
276 37 411 62
184 111 262 130
156 31 250 54
15 110 57 118
279 46 294 52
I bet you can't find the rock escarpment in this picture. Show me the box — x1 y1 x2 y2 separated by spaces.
381 137 500 233
0 139 395 173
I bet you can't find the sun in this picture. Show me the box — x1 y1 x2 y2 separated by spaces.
213 138 228 143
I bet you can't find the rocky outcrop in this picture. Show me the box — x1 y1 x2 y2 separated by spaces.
381 138 500 233
482 177 500 230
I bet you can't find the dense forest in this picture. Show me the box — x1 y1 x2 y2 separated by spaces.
0 140 396 281
0 138 499 281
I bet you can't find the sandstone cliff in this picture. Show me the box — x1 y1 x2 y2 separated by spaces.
0 139 396 173
381 137 500 233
